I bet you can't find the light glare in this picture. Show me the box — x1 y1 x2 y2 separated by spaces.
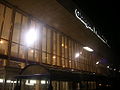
41 80 46 84
75 53 80 58
83 47 93 52
25 28 37 46
96 61 99 65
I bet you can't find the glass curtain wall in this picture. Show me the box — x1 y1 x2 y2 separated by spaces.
0 2 101 73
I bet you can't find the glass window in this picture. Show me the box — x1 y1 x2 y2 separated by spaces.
46 53 51 64
57 33 60 56
19 45 26 59
42 52 46 63
47 28 51 53
61 36 65 58
68 40 72 59
1 7 12 40
57 56 60 66
53 31 56 54
27 20 36 48
12 12 22 43
28 48 34 61
0 4 5 36
42 26 46 51
65 37 68 58
0 39 8 55
62 58 65 67
11 43 18 57
35 22 41 50
35 50 39 62
52 55 56 65
20 16 28 45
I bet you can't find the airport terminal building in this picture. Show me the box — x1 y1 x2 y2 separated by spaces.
0 0 112 90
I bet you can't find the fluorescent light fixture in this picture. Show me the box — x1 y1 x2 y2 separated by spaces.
83 47 93 52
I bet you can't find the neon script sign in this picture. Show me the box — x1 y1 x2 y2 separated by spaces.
75 9 108 45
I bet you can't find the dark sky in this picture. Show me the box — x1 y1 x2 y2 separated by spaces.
74 0 119 65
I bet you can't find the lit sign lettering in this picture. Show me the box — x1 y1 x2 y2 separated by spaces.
75 9 108 46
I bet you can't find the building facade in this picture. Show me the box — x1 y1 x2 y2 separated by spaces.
0 0 112 90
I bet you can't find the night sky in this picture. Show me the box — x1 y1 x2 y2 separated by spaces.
74 0 119 65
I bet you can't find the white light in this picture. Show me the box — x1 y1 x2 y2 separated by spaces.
62 44 64 47
83 47 93 52
6 80 11 83
75 9 108 46
0 79 3 83
25 80 36 86
0 40 3 44
53 56 56 59
25 28 38 46
107 66 110 68
75 53 80 58
41 80 46 84
96 61 99 65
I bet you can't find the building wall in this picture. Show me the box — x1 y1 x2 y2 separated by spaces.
0 2 107 75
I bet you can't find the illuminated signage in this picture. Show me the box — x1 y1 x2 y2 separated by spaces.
75 9 108 46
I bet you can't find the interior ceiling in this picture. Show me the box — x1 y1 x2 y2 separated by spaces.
7 0 111 58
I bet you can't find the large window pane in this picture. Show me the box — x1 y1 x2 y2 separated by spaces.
47 28 51 53
20 16 28 45
57 33 60 56
61 36 65 58
35 50 39 62
53 31 56 54
28 48 34 61
19 45 26 59
11 43 18 57
47 53 51 64
42 52 46 63
12 12 22 43
0 4 5 36
1 7 12 40
35 22 42 50
42 26 46 51
0 39 8 55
